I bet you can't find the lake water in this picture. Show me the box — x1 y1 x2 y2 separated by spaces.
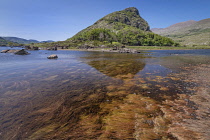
0 47 210 139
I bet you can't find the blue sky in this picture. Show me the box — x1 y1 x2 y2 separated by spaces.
0 0 210 41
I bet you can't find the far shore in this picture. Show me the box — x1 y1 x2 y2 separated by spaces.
2 45 210 51
57 45 210 51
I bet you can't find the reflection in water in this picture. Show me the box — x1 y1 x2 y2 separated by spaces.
0 48 210 139
84 52 146 79
88 60 145 79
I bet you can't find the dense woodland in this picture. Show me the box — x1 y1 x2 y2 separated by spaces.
69 28 179 47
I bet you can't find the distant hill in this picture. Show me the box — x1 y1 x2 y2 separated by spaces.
151 19 210 46
36 7 179 48
0 37 20 46
2 37 54 44
0 37 9 46
40 40 54 43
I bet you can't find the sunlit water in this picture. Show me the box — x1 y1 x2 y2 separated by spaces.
1 47 210 139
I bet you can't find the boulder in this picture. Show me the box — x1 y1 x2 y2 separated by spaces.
14 49 30 55
1 49 10 53
47 54 58 59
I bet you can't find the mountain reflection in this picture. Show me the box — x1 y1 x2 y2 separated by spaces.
82 52 146 79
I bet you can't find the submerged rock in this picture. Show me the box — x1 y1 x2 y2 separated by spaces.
47 54 58 59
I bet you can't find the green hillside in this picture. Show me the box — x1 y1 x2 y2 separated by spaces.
0 37 20 46
152 19 210 46
67 7 178 47
35 7 179 48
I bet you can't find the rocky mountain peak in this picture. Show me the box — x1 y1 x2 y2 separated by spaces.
124 7 140 16
92 7 150 31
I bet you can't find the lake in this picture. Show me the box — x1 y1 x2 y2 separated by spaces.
0 47 210 140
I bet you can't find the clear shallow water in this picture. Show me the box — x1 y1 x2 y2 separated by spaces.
0 47 210 139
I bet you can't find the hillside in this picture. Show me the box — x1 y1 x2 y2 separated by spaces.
0 37 8 46
151 19 210 46
36 7 179 48
67 7 178 47
2 37 54 44
0 37 20 46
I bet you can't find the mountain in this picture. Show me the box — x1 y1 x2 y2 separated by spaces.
151 19 210 46
2 37 54 44
66 7 178 47
36 7 179 48
73 7 150 35
0 37 20 46
2 37 39 44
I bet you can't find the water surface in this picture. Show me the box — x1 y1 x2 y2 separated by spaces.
0 47 210 139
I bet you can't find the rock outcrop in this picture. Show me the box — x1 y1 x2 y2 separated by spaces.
25 46 39 50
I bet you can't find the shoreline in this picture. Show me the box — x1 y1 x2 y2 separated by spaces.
2 46 210 51
57 47 210 52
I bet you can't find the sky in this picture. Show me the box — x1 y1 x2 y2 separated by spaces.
0 0 210 41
